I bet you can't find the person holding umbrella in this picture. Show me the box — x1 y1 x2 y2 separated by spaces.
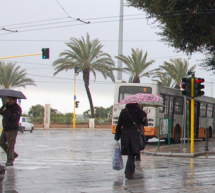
114 103 146 179
0 97 22 166
135 104 148 161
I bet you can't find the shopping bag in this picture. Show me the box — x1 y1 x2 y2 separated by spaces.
112 141 123 170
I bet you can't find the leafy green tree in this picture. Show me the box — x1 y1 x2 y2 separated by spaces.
0 62 36 88
126 0 215 70
155 58 196 89
64 113 73 127
53 33 115 118
115 49 155 83
83 105 113 119
28 105 44 118
28 105 44 123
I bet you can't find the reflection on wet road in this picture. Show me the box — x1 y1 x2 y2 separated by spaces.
1 130 215 192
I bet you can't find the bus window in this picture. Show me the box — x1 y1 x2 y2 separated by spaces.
207 104 213 118
118 86 152 102
164 95 169 118
200 102 207 117
159 94 165 113
174 97 183 114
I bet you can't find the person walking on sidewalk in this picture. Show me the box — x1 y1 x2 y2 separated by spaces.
135 108 148 161
0 97 22 166
114 103 146 179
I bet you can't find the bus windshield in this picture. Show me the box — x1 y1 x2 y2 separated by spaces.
118 86 152 102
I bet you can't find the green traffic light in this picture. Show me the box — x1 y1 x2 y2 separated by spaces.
42 48 49 59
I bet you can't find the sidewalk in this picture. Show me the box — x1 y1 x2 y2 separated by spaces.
144 139 215 158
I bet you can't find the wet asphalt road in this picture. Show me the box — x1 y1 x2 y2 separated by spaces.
1 129 215 193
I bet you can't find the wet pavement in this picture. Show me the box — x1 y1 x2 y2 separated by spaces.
1 129 215 192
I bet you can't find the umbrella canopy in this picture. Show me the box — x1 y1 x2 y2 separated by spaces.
119 93 163 107
0 89 26 99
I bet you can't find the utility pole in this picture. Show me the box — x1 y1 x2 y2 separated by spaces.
117 0 124 80
73 70 77 128
190 75 195 153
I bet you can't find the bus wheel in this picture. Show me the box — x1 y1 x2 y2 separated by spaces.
174 125 180 143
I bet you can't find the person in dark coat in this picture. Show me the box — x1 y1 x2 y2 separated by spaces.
114 103 146 179
0 97 22 166
135 108 148 161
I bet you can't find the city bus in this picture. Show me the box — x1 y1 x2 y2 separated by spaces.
112 80 215 143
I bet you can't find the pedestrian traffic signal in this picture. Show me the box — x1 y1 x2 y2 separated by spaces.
75 101 80 108
181 77 191 97
42 48 49 59
194 78 205 97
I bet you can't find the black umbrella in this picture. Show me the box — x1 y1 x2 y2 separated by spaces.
0 89 27 99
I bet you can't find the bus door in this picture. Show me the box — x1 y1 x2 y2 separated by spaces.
213 105 215 136
194 102 200 138
164 95 174 137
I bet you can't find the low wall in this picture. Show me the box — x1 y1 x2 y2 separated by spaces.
33 123 111 129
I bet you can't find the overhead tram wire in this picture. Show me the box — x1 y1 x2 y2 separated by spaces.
0 16 147 36
1 8 215 33
0 13 145 30
2 8 215 30
0 39 160 42
2 10 215 36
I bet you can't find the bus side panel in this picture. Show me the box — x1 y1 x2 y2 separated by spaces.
112 125 116 134
199 117 213 138
144 126 158 138
198 128 205 138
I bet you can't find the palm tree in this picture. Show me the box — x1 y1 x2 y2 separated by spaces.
0 62 36 88
53 33 115 118
158 58 196 89
115 49 155 83
152 71 172 87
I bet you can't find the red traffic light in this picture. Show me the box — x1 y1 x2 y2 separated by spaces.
195 78 205 84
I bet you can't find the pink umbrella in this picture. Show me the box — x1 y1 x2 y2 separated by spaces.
119 93 163 107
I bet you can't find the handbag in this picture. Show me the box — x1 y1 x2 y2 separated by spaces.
126 108 146 150
112 141 123 170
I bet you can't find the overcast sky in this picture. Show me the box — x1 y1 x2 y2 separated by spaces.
0 0 214 114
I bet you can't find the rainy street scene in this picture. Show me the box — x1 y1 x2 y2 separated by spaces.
0 129 214 193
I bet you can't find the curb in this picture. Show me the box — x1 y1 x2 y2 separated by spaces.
143 150 215 158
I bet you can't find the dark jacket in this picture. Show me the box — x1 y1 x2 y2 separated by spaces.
0 103 22 132
115 105 146 155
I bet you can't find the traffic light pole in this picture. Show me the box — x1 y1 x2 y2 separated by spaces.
73 71 76 129
191 75 195 153
0 53 42 60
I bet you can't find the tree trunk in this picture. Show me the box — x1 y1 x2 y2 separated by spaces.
133 77 140 83
83 69 94 118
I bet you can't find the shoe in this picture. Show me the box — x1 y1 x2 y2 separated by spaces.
6 162 13 167
125 174 134 179
14 153 18 159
